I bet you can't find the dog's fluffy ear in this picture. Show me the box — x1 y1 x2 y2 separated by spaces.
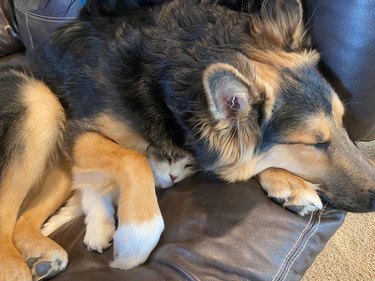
203 63 255 122
260 0 306 50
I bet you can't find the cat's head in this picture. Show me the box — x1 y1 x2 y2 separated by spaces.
147 147 197 189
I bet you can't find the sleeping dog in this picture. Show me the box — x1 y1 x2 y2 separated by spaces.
0 0 374 280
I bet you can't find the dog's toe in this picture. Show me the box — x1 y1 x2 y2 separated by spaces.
27 257 40 268
31 253 67 281
35 261 51 277
284 189 323 216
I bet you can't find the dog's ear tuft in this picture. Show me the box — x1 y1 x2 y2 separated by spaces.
203 63 255 122
260 0 306 50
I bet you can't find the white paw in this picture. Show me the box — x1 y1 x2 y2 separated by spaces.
84 218 115 253
267 185 323 216
283 188 323 216
258 169 323 216
110 215 164 270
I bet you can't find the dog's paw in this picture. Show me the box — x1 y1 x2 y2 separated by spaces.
84 218 116 253
15 231 68 281
109 215 164 270
258 168 323 216
26 250 68 281
282 188 323 216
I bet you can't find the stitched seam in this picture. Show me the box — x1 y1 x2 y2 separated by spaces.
271 212 315 281
14 1 76 20
25 12 34 50
276 214 318 280
17 12 71 23
280 205 326 281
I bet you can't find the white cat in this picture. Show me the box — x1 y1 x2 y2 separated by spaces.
42 147 196 254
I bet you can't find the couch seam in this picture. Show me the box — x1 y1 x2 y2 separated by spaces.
14 1 76 21
271 211 315 281
16 12 71 23
280 204 327 281
275 213 319 280
24 12 34 50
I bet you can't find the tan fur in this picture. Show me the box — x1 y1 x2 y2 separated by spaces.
258 168 320 196
233 53 277 122
249 0 307 51
73 132 159 224
255 143 330 183
95 114 149 152
199 51 322 183
0 78 65 234
332 94 345 124
251 50 320 70
200 63 261 179
283 113 332 145
0 76 66 281
13 164 71 279
257 168 322 216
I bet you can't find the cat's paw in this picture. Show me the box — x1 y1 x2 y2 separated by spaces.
110 215 164 270
258 168 323 216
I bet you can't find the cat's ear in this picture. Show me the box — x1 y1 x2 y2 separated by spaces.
203 63 255 121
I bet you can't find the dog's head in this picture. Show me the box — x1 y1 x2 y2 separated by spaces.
179 0 375 211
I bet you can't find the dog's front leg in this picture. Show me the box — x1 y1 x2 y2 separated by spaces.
73 132 164 270
257 168 323 216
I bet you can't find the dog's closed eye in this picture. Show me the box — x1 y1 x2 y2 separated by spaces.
281 141 330 150
313 142 330 150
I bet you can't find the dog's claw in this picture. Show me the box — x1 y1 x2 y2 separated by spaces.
285 205 305 215
270 196 292 206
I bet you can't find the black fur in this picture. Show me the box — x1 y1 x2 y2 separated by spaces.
27 0 326 171
259 67 334 151
0 65 31 180
79 0 263 18
1 0 374 214
28 0 263 169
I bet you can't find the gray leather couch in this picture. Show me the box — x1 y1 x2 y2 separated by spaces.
0 1 373 280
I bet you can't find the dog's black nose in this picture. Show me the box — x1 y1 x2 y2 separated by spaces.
372 198 375 211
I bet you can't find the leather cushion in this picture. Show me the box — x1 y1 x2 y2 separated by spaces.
50 174 345 281
13 0 83 52
305 0 375 141
0 0 24 57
